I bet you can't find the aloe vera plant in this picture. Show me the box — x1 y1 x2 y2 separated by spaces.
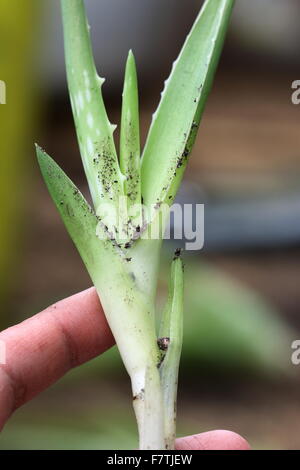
37 0 234 450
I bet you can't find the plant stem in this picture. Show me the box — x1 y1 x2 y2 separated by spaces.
132 364 165 449
159 254 184 449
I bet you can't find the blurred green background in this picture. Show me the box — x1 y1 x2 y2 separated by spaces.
1 0 300 450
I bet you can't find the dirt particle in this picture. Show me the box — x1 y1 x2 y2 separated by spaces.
133 388 145 401
157 337 170 351
173 248 182 260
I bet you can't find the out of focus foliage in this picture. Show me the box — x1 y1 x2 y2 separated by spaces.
181 261 293 375
0 0 39 328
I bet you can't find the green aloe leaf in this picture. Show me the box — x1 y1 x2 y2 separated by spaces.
120 51 141 213
61 0 124 213
36 145 134 284
36 145 105 274
141 0 234 211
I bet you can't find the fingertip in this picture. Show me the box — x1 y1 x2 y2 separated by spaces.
212 430 250 450
175 430 250 451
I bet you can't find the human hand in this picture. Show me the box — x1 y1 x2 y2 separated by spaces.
0 288 249 450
